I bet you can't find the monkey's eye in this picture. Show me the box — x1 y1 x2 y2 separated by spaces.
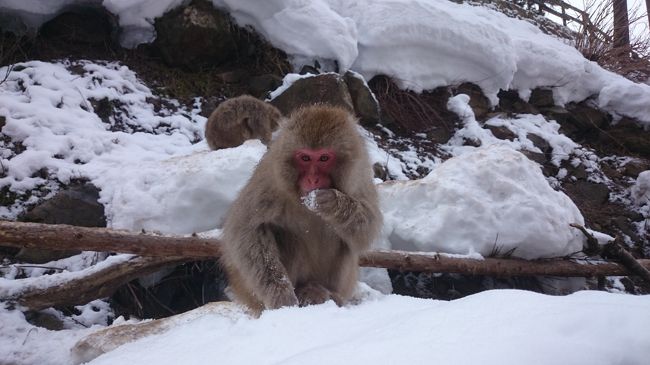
319 155 329 162
301 155 311 162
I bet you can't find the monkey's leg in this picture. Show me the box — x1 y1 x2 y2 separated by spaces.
233 224 299 309
295 283 343 307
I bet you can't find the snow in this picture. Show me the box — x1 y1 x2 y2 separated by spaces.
214 0 650 124
1 0 649 363
631 170 650 206
379 146 585 259
3 0 650 124
65 290 650 365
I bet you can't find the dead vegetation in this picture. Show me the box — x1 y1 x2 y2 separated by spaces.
574 0 650 82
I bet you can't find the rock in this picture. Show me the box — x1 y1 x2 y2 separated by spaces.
605 125 650 158
566 102 611 130
526 133 552 155
299 65 320 75
0 115 5 129
344 72 380 126
199 96 222 118
270 74 354 116
486 125 516 141
16 182 106 263
540 106 574 127
521 150 547 165
497 90 538 114
40 6 118 45
217 70 248 84
24 311 64 331
248 74 283 99
153 1 237 70
528 88 554 108
373 163 388 180
565 180 610 205
622 160 650 178
454 83 490 120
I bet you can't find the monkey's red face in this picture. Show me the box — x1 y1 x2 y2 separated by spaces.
294 148 337 195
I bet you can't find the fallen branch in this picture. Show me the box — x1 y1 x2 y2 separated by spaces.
2 221 650 277
2 255 186 310
3 221 650 310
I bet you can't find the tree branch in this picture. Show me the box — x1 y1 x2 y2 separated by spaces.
2 221 650 310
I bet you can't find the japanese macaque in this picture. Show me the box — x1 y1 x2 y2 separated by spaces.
205 95 282 150
220 104 382 313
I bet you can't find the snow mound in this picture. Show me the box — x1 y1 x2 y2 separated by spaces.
380 146 585 259
631 170 650 206
79 290 650 365
100 142 266 234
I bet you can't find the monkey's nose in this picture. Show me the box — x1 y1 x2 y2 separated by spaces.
305 175 320 189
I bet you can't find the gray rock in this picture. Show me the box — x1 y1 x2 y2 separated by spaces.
16 182 106 263
248 74 283 99
497 90 538 114
270 73 354 116
486 125 516 141
529 88 554 108
455 83 491 120
344 72 380 126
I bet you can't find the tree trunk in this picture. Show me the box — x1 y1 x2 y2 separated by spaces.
613 0 630 49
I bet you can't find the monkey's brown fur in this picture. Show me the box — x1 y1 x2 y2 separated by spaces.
205 95 282 150
221 105 382 313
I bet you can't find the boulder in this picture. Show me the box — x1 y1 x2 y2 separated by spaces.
153 1 237 70
344 71 380 126
528 88 554 108
248 74 283 99
497 90 538 114
270 74 354 116
454 83 490 120
16 182 106 263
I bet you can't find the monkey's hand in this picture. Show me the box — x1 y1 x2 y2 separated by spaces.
305 188 379 251
263 277 299 309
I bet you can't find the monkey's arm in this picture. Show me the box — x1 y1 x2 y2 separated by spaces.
310 189 381 251
228 223 298 309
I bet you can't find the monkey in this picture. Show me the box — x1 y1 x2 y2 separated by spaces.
204 95 283 150
220 104 382 313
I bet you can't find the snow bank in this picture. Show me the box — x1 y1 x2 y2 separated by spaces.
380 146 585 259
214 0 650 123
100 142 265 234
75 290 650 365
4 1 650 123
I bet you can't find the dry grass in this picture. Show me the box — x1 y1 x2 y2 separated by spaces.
368 75 456 132
574 0 650 82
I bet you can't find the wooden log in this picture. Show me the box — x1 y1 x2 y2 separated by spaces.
2 221 650 277
363 250 650 277
0 221 220 259
3 255 187 310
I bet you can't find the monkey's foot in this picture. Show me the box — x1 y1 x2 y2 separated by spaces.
295 283 343 307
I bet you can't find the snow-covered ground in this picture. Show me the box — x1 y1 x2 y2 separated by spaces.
2 0 650 363
2 0 650 122
3 289 649 365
